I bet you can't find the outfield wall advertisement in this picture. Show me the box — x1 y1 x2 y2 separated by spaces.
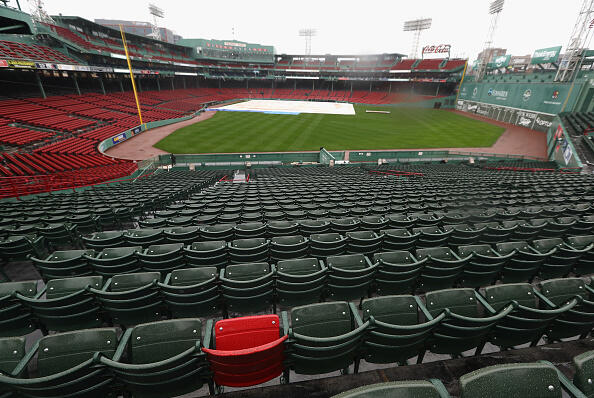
456 99 555 132
457 82 573 115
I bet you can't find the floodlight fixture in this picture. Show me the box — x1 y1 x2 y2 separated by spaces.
403 18 432 58
148 3 164 41
299 28 317 56
489 0 504 15
149 3 164 18
403 18 432 31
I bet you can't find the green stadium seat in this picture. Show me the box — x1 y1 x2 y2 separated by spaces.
0 337 26 393
235 222 267 239
165 216 195 227
163 226 200 245
184 240 228 269
571 350 594 397
139 217 168 228
283 301 368 381
0 235 46 264
17 276 102 333
0 328 122 398
570 217 594 235
359 216 389 232
270 235 309 261
346 231 382 254
228 238 269 263
416 247 470 292
82 231 125 251
330 218 360 234
361 295 445 365
66 213 99 235
268 221 299 236
298 219 331 235
124 229 165 247
100 318 212 398
0 281 38 337
30 249 95 281
220 262 275 315
309 233 347 258
459 362 573 398
413 227 452 248
537 278 594 341
381 228 419 251
442 224 483 246
330 380 450 398
482 282 575 349
86 246 142 277
159 267 220 318
566 236 594 275
386 214 417 229
425 288 513 356
276 258 327 307
36 223 81 249
457 244 511 288
90 272 163 327
413 212 444 227
443 210 471 225
326 254 377 301
540 217 575 238
137 243 186 274
373 251 426 295
532 238 580 279
495 241 547 283
200 224 235 241
476 222 516 245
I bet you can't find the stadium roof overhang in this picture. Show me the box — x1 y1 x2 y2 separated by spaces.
53 15 190 53
279 53 406 59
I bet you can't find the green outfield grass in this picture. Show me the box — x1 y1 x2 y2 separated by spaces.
154 105 505 153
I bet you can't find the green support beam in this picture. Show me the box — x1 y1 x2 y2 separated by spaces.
0 24 26 33
35 72 46 99
98 76 106 95
72 74 81 95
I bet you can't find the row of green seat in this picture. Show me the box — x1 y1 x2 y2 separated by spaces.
2 255 594 354
160 197 594 224
3 295 594 398
127 214 594 242
332 359 594 398
29 230 594 285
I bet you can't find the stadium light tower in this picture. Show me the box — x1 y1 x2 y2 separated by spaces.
299 28 317 56
475 0 504 81
28 0 54 24
403 18 432 59
148 3 164 42
555 0 594 82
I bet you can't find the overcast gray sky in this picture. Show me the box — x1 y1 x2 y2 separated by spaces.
42 0 582 59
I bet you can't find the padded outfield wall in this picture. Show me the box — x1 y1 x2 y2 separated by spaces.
456 79 585 132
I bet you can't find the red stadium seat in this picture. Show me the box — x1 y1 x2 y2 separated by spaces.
202 314 288 387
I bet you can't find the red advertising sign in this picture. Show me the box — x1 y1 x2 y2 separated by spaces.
0 60 7 67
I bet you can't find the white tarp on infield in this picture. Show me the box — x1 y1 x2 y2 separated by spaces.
210 99 356 115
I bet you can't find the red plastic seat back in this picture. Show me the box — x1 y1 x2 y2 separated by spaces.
202 314 287 387
215 314 280 350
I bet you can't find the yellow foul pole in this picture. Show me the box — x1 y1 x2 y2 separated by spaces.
119 25 143 125
454 60 469 105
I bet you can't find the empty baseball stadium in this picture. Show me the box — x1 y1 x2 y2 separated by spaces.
2 0 594 396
